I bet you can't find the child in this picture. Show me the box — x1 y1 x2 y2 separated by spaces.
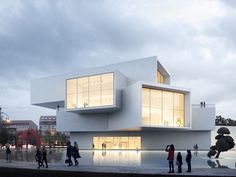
186 150 192 172
176 152 183 173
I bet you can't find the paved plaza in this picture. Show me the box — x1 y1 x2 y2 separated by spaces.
0 159 236 177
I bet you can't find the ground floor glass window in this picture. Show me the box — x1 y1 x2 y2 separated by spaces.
93 137 141 150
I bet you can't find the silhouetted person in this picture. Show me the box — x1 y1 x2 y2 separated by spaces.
66 141 73 166
194 144 198 150
165 144 175 173
35 146 42 169
72 141 79 166
92 143 95 150
176 152 183 173
6 143 11 163
42 145 48 168
102 143 106 150
186 150 192 172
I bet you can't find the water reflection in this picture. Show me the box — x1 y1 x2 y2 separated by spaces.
207 160 229 168
193 150 198 157
0 148 64 163
92 150 141 166
0 149 235 169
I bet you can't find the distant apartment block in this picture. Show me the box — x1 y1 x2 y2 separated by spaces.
4 120 38 132
39 116 56 135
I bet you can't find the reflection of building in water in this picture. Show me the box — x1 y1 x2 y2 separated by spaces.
93 150 141 166
93 137 141 150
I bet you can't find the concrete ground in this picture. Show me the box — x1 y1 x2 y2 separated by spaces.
0 160 235 177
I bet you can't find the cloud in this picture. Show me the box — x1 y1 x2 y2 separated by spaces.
0 0 236 124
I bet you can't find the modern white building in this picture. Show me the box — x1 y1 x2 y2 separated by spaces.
31 56 215 150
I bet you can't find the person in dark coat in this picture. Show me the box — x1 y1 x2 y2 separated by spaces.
186 150 192 172
72 141 79 166
176 152 183 173
35 146 42 169
66 141 73 166
165 144 175 173
6 143 11 163
41 145 48 168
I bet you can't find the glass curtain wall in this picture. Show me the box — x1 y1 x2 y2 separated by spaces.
66 73 114 109
157 71 165 84
93 137 141 150
142 88 185 127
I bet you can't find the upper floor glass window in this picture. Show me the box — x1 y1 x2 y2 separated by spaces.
66 73 114 109
142 87 185 127
157 71 165 84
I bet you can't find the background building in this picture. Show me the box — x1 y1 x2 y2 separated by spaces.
39 116 56 136
39 116 69 146
4 120 38 132
2 120 38 145
31 56 215 150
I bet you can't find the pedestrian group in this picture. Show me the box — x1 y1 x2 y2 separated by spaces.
65 141 81 166
6 141 193 173
165 144 192 173
35 145 48 168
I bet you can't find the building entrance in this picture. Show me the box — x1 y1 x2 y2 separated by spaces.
93 136 141 150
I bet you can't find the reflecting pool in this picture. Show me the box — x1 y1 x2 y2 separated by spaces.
0 149 235 169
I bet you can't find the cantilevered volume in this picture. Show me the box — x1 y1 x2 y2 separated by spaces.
31 56 215 150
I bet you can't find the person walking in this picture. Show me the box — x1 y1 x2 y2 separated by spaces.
35 146 42 169
186 150 192 172
66 141 73 166
72 141 80 166
41 145 48 168
176 152 183 173
165 144 175 173
6 143 11 163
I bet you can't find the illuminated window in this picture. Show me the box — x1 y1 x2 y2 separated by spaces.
151 90 162 125
77 77 89 108
101 73 113 106
66 79 77 109
142 88 150 125
66 73 114 109
93 136 141 150
157 71 165 84
142 88 185 127
174 93 184 127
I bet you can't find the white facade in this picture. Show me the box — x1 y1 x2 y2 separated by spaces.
31 56 215 150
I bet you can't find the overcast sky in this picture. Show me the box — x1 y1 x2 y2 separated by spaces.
0 0 236 125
